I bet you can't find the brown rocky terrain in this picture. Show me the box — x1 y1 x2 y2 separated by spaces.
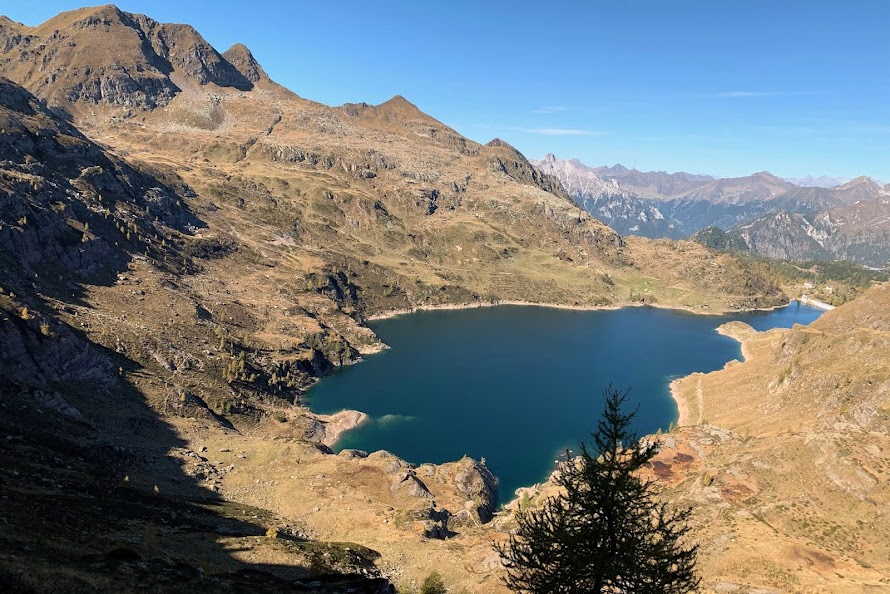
665 283 890 592
0 5 822 592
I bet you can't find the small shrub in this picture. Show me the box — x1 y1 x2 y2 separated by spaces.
39 321 51 336
20 307 31 320
518 493 531 510
420 572 447 594
273 413 287 423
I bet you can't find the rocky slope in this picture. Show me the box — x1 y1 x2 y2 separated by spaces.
691 194 890 267
511 282 890 593
0 5 791 591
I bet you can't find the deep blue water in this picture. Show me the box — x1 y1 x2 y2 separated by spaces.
308 302 822 503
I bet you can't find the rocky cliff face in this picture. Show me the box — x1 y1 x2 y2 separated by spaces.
488 142 571 200
0 78 194 274
692 196 890 267
222 43 269 84
734 211 831 261
532 154 684 238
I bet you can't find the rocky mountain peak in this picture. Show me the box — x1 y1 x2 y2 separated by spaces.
34 4 127 35
751 171 783 181
0 5 255 111
485 138 517 150
836 175 879 190
126 15 253 90
339 94 456 138
378 94 422 114
221 42 268 83
832 175 885 205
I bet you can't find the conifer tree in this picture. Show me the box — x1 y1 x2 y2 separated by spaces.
496 385 699 593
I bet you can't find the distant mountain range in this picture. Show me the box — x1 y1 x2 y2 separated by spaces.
692 195 890 267
533 156 681 238
783 175 851 188
535 155 890 266
590 163 714 199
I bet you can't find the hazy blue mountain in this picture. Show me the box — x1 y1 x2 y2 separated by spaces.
784 175 851 188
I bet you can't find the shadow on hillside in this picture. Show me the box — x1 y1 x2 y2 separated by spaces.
0 315 391 593
0 78 392 592
0 75 208 310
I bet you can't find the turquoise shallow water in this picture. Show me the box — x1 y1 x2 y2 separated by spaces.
308 302 823 503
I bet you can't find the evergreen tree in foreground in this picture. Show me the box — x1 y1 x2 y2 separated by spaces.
495 385 700 593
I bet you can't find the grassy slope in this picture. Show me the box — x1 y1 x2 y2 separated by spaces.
667 283 890 593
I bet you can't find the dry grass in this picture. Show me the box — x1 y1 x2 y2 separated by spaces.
667 283 890 593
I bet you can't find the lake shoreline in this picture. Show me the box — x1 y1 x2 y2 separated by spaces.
669 320 758 427
367 298 795 322
716 322 755 362
316 410 370 447
670 378 693 427
319 299 812 505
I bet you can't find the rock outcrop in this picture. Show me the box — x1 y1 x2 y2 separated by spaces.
438 457 498 526
222 43 269 84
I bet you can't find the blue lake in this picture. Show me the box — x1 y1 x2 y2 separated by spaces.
308 302 823 503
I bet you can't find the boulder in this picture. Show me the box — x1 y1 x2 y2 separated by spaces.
391 471 431 498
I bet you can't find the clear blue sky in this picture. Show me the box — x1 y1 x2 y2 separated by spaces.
4 1 889 181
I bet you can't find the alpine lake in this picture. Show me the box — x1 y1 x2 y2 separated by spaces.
308 302 824 504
